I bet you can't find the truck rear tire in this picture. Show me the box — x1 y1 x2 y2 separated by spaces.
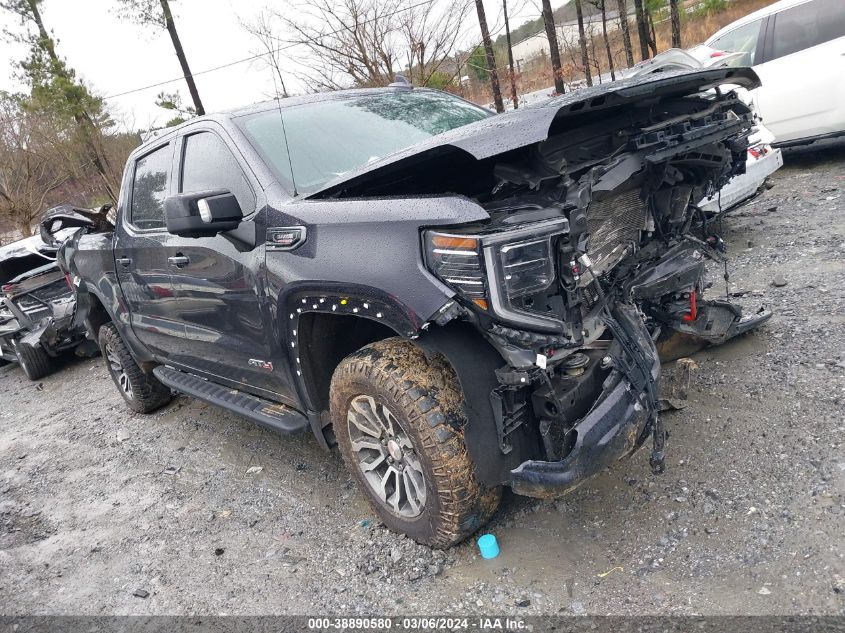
15 343 54 381
330 338 501 548
98 323 171 413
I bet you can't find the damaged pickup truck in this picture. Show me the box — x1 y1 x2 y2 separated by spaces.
60 68 771 547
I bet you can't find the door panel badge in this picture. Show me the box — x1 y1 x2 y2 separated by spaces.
267 226 306 251
248 358 274 371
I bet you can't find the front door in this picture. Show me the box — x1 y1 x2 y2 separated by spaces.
167 128 290 400
114 141 186 360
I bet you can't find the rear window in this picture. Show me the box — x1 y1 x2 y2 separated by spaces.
130 144 170 230
770 0 845 61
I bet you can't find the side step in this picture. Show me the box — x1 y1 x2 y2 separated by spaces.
153 366 309 435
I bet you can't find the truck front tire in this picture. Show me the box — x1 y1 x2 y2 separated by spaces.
98 323 171 413
331 338 501 548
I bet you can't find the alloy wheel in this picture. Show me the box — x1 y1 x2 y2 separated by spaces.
347 395 427 518
105 342 133 399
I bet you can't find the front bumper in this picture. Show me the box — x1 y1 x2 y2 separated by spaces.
509 306 661 498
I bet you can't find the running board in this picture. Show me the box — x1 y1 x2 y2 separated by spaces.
153 366 308 435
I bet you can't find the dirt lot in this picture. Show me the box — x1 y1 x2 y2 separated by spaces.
1 142 844 617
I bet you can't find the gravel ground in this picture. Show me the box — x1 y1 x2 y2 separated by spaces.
1 142 843 616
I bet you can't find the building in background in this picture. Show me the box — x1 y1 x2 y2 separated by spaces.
511 6 637 71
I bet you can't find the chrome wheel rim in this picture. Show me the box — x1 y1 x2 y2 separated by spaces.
347 395 426 518
105 343 133 399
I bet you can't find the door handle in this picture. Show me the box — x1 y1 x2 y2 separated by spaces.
115 257 131 267
167 255 190 267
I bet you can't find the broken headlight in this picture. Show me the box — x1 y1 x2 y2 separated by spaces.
424 218 567 332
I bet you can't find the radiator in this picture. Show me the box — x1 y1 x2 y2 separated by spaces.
585 189 648 276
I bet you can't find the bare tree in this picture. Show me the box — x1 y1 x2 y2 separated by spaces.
590 0 616 80
273 0 401 90
669 0 682 48
263 0 468 90
502 0 518 108
2 0 118 203
0 96 67 236
617 0 635 68
115 0 205 115
590 24 603 83
474 0 504 112
242 10 290 98
574 0 592 86
398 0 470 86
540 0 565 95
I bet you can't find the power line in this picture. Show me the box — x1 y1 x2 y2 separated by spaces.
2 0 539 124
103 0 437 101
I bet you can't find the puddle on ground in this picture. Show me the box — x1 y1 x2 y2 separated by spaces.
445 509 611 593
693 331 768 364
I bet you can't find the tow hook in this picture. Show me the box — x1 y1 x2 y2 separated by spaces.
682 289 698 322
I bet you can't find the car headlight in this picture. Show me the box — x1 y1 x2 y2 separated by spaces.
424 218 568 332
423 233 487 309
499 237 555 297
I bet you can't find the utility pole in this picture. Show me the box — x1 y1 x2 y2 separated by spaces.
160 0 205 115
474 0 504 113
503 0 519 109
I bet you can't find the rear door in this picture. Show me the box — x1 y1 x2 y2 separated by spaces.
113 141 186 360
166 126 291 401
754 0 845 142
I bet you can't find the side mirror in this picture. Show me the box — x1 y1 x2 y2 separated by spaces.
164 189 243 238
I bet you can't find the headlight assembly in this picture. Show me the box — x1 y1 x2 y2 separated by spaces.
424 218 568 332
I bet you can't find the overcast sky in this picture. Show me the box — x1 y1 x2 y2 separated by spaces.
0 0 550 128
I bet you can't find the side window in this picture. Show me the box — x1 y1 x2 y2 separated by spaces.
180 132 256 214
770 0 845 61
710 19 763 66
130 144 170 230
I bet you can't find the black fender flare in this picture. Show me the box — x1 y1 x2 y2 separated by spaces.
416 321 542 487
276 282 424 439
277 281 426 340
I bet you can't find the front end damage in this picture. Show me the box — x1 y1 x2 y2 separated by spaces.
312 69 773 498
423 74 771 497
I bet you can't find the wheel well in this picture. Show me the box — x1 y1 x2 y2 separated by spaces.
84 292 111 339
297 312 397 413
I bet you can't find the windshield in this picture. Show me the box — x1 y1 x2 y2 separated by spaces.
236 90 492 194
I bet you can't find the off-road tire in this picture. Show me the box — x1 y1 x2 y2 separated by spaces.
331 337 501 548
15 343 54 381
98 323 171 413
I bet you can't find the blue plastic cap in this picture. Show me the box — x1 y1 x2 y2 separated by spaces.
477 533 500 559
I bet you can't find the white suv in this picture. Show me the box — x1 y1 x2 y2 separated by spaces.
701 0 845 146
